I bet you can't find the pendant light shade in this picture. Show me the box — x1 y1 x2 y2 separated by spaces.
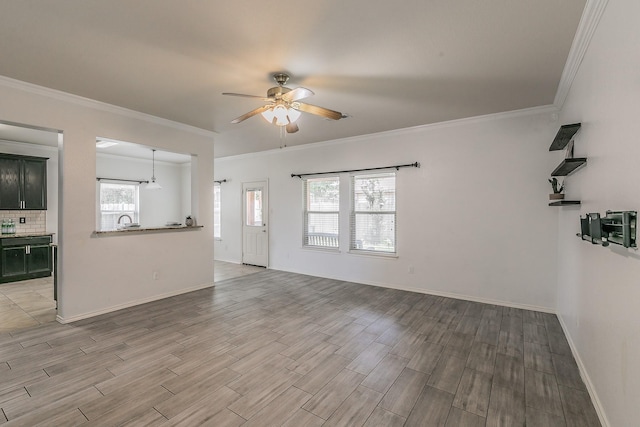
145 149 162 190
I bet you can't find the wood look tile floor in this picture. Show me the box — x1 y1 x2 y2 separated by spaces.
0 261 262 334
0 277 56 334
0 269 601 426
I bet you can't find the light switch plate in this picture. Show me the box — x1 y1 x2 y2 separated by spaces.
19 217 26 224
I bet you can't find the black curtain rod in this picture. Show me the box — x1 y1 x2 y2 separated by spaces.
214 179 227 184
96 177 149 184
291 162 420 178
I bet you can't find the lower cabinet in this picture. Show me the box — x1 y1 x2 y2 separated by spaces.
0 236 52 283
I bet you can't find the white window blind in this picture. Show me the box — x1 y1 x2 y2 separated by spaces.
303 176 340 248
213 183 221 238
99 182 139 231
350 172 396 254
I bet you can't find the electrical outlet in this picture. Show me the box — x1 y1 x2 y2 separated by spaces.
408 265 415 274
19 217 26 224
152 271 159 280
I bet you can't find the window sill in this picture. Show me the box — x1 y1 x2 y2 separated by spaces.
92 225 203 237
348 249 398 259
301 245 341 254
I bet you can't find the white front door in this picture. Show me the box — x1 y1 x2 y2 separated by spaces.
242 181 268 267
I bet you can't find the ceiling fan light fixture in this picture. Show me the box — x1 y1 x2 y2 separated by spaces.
273 105 290 126
261 108 276 124
225 73 344 132
261 105 301 127
287 107 301 123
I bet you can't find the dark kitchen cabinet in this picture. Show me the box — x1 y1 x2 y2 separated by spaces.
0 154 48 210
0 235 52 283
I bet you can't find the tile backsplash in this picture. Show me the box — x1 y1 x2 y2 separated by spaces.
1 210 47 234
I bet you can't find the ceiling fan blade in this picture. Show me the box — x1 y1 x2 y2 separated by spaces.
282 87 314 103
222 92 272 101
295 103 344 120
231 105 271 124
286 122 299 134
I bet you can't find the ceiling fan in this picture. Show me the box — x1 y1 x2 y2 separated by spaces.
222 73 345 134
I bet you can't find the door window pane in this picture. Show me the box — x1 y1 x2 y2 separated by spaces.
245 189 263 226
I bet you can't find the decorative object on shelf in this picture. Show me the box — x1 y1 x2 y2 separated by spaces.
145 149 162 190
578 210 637 249
185 216 195 227
548 177 565 200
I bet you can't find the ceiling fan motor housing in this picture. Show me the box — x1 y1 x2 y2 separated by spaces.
267 86 291 99
273 73 290 86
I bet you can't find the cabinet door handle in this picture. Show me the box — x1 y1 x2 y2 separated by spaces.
26 245 30 255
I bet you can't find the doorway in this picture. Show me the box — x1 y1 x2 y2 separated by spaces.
242 180 268 267
0 120 61 332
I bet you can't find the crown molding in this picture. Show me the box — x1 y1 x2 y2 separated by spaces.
554 0 609 108
216 104 558 162
0 75 217 139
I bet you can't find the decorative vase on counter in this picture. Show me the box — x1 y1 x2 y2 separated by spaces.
185 216 195 227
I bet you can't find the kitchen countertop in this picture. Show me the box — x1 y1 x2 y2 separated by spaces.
0 232 54 239
93 225 203 237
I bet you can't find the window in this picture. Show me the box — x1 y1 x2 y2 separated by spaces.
99 182 139 231
213 183 221 238
350 172 396 254
303 176 340 248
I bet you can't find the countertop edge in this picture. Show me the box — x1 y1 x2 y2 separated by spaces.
0 232 55 239
92 225 203 237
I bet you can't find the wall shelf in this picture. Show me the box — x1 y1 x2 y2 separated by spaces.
549 123 581 151
549 200 581 206
551 158 587 176
548 123 585 206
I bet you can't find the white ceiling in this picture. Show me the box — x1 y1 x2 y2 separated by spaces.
0 1 587 158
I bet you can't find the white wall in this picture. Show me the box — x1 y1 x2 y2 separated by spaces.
0 78 216 322
96 154 190 227
215 110 560 311
556 1 640 425
181 162 193 220
0 139 58 239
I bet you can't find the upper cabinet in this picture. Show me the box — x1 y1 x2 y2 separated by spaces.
0 154 48 210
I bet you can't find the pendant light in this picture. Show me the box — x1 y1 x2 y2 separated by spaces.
146 149 162 190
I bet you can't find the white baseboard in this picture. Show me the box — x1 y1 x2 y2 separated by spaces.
214 257 242 264
56 282 215 324
275 265 554 313
556 315 610 427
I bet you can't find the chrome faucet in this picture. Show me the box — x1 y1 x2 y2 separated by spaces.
117 214 132 225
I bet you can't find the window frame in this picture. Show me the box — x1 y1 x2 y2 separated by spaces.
97 180 140 231
302 176 340 250
213 182 221 239
349 172 397 256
